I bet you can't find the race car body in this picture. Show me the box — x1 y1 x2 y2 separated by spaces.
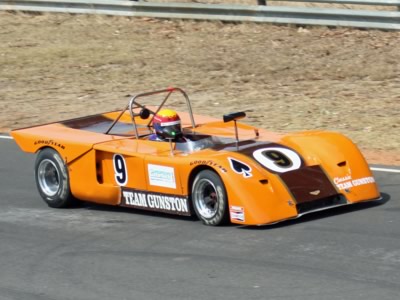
11 87 381 226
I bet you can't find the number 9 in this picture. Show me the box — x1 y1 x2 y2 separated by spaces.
113 154 128 186
253 147 302 173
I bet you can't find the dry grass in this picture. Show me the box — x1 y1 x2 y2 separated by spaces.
0 12 399 164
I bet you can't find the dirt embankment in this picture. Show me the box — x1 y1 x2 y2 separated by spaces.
0 12 399 165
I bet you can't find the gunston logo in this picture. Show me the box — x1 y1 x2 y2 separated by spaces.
120 188 190 216
148 164 176 189
333 175 375 190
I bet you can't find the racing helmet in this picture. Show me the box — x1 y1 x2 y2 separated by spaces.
153 109 182 139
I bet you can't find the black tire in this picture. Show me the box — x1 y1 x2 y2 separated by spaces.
191 170 229 226
34 148 75 208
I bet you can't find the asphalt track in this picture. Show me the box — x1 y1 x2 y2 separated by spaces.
0 137 399 300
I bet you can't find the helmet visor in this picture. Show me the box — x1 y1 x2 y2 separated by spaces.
161 124 182 139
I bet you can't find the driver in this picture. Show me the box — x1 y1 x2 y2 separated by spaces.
149 109 186 142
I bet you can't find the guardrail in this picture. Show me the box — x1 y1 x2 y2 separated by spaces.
259 0 400 6
1 0 399 30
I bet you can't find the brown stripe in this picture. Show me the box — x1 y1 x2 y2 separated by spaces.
279 165 338 204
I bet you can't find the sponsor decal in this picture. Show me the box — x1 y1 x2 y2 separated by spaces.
336 180 353 190
228 157 252 178
190 160 227 173
333 175 352 185
333 175 375 190
352 177 376 186
34 139 65 150
121 188 190 216
230 206 245 222
148 164 176 189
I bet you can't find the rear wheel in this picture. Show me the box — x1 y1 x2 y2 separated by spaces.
35 148 75 208
192 170 229 226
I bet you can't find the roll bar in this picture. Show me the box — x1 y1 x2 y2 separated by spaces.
104 87 196 138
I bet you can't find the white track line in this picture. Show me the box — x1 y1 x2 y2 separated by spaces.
0 135 13 140
370 167 400 174
1 135 399 173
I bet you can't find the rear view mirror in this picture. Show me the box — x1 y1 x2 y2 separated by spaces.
222 112 247 151
139 108 150 119
223 112 246 123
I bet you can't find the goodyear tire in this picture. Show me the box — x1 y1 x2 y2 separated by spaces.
35 148 75 208
192 170 229 226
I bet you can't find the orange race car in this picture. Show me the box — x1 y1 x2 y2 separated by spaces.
11 87 381 226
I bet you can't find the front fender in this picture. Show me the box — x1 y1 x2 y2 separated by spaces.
281 131 380 202
213 153 299 225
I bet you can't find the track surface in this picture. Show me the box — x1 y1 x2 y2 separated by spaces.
0 139 399 300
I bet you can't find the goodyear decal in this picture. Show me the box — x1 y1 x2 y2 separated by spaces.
34 139 65 150
190 160 227 173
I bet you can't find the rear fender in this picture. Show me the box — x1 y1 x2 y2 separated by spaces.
67 149 120 205
12 125 94 163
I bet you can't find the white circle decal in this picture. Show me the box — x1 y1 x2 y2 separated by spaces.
253 147 301 173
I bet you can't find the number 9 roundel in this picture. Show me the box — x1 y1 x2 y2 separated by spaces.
253 147 302 173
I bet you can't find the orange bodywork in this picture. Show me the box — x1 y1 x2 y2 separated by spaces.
11 88 381 225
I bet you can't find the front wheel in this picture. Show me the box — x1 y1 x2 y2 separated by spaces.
191 170 229 226
35 148 75 208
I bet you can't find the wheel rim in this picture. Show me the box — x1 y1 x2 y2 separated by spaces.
193 178 219 219
37 159 60 197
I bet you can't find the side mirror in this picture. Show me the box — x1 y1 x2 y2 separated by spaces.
223 112 246 123
222 112 246 151
139 108 150 119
